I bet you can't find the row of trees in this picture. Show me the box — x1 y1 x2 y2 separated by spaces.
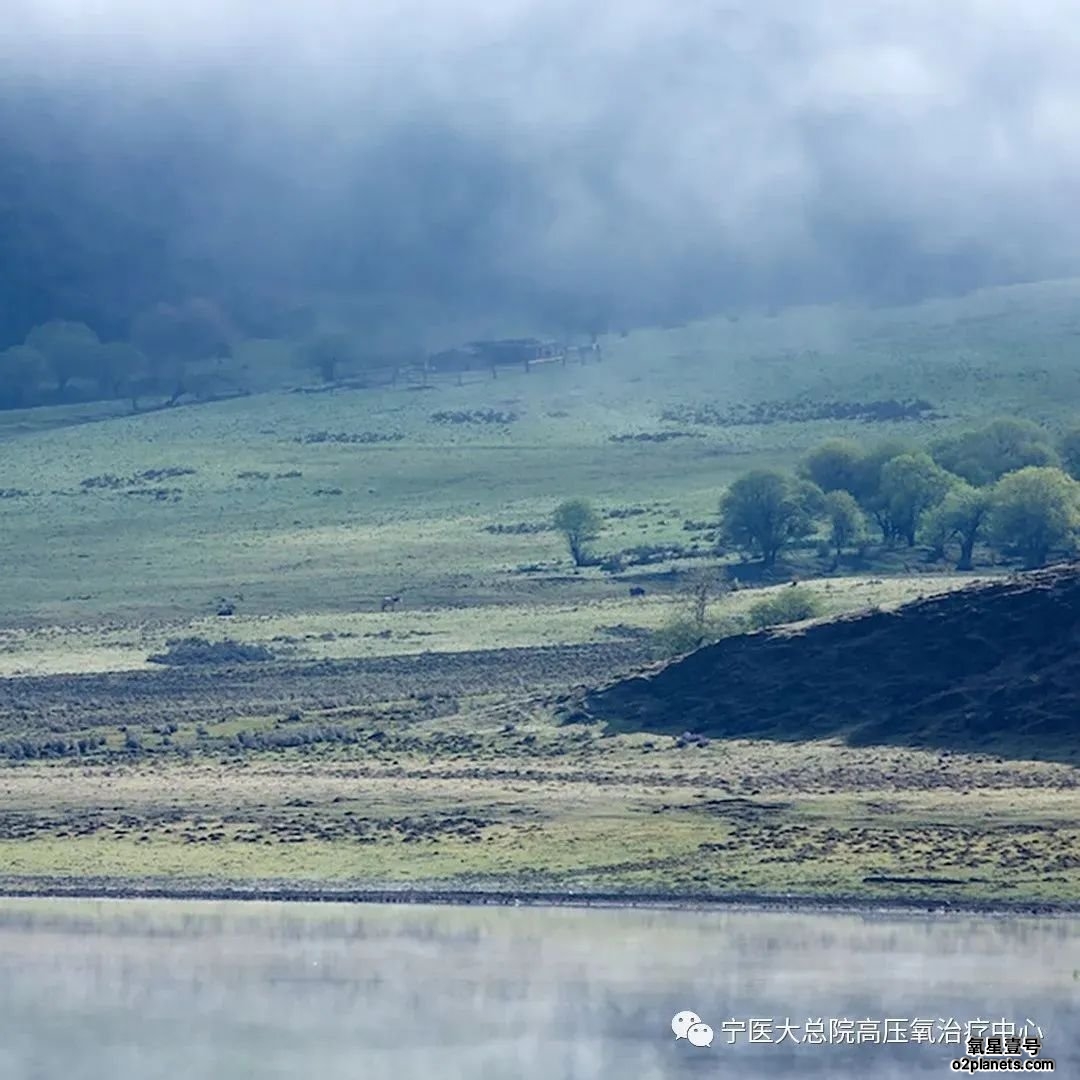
0 307 438 411
0 300 237 410
722 419 1080 570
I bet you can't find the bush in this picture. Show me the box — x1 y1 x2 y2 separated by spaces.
744 587 825 631
652 614 744 659
147 637 276 666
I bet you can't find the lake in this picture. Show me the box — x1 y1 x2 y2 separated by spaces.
0 899 1076 1078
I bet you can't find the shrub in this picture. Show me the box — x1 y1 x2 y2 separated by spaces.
744 587 825 630
147 637 276 666
652 614 744 659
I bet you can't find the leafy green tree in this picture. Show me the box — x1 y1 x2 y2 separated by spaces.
919 503 954 562
800 439 865 495
1059 427 1080 481
878 452 954 547
0 345 47 408
720 470 823 567
822 489 866 568
919 483 992 570
552 498 602 567
25 320 100 392
849 440 914 543
931 418 1057 487
988 467 1080 568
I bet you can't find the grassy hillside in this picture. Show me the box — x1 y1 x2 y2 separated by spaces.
2 277 1080 646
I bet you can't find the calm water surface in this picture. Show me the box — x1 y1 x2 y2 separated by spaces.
0 899 1077 1079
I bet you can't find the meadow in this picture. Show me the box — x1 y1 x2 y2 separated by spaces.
3 278 1080 907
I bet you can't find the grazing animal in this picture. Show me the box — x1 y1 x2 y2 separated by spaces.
628 586 646 597
381 595 401 612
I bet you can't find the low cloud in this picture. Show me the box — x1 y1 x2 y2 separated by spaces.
3 0 1080 339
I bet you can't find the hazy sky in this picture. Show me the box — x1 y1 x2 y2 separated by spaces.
4 0 1080 334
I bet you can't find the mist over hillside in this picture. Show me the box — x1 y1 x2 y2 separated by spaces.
3 1 1080 348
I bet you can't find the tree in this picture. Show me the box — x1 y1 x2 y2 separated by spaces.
304 332 356 383
0 345 47 408
850 440 914 543
130 300 235 404
719 470 823 567
1059 427 1080 481
682 567 730 636
919 483 992 570
878 452 954 547
919 503 954 562
988 467 1080 568
25 320 100 392
552 499 602 567
822 490 866 568
94 342 147 400
800 439 865 495
931 418 1058 487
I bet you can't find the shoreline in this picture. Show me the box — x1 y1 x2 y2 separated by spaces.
0 880 1077 918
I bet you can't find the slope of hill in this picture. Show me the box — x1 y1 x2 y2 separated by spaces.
580 564 1080 763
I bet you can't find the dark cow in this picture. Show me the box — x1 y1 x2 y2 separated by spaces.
380 595 401 612
628 586 646 598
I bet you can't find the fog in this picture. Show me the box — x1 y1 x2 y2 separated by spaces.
3 1 1080 344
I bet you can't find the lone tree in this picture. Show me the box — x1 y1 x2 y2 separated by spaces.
988 466 1080 568
920 483 993 570
552 498 602 567
720 469 823 568
878 451 954 547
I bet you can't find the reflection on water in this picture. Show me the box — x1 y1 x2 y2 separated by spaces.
0 899 1077 1079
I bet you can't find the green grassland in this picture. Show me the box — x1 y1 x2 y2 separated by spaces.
3 275 1080 635
3 278 1080 906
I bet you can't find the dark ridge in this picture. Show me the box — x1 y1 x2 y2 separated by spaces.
582 564 1080 764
